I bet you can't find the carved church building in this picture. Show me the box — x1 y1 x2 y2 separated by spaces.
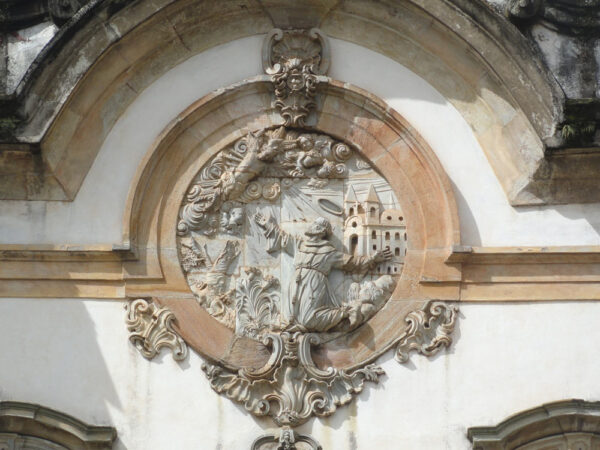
0 0 599 449
343 185 406 275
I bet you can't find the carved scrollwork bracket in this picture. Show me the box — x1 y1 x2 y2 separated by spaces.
395 301 458 364
262 28 330 127
202 332 384 427
125 299 188 361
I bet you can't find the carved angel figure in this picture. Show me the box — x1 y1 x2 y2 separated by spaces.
185 239 241 328
254 213 391 332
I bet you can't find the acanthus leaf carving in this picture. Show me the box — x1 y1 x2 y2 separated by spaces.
125 299 188 361
395 301 458 364
235 267 281 339
201 332 384 427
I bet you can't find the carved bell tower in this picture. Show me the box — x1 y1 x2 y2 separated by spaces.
364 184 381 225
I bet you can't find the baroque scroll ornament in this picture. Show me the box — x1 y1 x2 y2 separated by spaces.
125 299 187 361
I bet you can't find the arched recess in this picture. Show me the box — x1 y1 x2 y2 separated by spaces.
0 402 116 449
2 0 563 205
121 79 460 370
468 399 600 450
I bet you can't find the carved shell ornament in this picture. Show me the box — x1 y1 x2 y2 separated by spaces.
126 28 458 445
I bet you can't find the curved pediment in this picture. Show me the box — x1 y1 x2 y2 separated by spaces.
0 0 571 204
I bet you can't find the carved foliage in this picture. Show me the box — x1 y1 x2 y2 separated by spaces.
202 332 384 427
395 301 458 363
125 299 188 361
263 29 330 127
235 268 280 339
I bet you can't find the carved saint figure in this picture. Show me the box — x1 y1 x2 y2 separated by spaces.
254 213 391 332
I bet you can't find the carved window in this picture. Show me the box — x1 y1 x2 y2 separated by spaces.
350 235 358 254
349 207 354 216
0 402 116 450
468 400 600 450
369 207 376 217
385 231 390 240
372 230 377 239
395 248 400 256
395 232 400 240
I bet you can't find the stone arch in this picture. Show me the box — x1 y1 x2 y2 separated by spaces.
1 0 564 206
0 402 116 449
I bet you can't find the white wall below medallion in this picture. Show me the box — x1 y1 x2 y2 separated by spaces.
1 36 599 246
0 298 597 449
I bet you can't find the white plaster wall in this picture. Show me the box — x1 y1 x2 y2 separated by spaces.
0 299 598 449
1 36 600 246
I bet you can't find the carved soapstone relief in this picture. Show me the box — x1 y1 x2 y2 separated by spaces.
174 126 405 426
176 128 406 338
126 28 459 435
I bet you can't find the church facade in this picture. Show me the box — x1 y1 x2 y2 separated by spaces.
0 1 599 449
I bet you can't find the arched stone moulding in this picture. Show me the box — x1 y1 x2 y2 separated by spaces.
122 78 460 371
0 401 116 449
468 399 600 450
3 0 563 205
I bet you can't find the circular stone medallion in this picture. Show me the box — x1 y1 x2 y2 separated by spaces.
176 126 407 341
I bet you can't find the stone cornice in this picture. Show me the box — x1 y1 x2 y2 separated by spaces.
2 245 600 301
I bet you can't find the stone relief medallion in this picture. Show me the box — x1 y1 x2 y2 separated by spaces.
125 28 459 443
175 126 409 426
176 127 406 339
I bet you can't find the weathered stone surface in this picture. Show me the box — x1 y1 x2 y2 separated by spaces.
0 0 590 205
